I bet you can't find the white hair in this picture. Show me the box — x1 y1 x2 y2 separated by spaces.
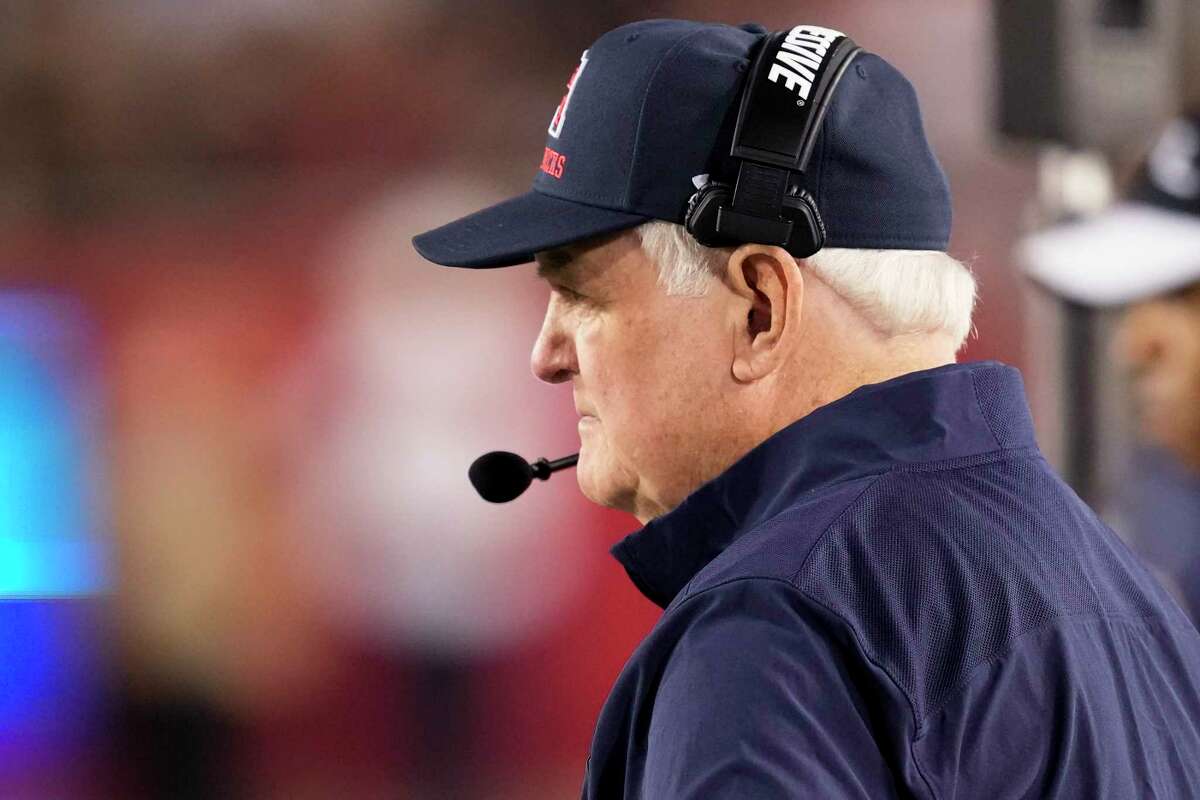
635 220 977 349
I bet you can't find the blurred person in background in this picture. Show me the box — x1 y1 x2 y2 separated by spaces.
1022 111 1200 627
415 19 1200 799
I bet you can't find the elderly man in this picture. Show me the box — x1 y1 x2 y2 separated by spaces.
415 20 1200 799
1022 112 1200 627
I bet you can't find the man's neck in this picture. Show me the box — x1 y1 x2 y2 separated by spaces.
770 341 959 438
633 341 960 526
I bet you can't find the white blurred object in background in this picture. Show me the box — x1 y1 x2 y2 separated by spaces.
287 176 597 657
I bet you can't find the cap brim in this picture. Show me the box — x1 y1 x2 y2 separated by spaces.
1019 203 1200 307
411 190 651 268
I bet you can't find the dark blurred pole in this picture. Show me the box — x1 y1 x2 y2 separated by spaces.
1061 300 1100 505
113 688 240 800
1184 2 1200 109
21 1 90 223
993 0 1185 505
409 655 475 799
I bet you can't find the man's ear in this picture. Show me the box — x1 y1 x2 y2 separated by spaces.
723 244 804 383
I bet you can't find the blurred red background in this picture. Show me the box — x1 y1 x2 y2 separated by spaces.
0 2 1036 797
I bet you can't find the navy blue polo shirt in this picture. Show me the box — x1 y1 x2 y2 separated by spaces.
582 361 1200 798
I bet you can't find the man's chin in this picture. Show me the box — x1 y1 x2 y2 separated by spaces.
576 453 638 515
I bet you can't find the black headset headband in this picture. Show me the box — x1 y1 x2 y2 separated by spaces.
733 27 861 171
710 27 861 249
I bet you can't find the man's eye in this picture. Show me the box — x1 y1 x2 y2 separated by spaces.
556 286 586 302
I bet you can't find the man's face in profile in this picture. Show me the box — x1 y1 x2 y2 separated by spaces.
1115 284 1200 472
530 232 740 522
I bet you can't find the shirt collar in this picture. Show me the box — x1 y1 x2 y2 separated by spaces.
610 361 1037 608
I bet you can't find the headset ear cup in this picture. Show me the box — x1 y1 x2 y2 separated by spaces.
783 189 826 258
685 183 732 247
689 183 826 255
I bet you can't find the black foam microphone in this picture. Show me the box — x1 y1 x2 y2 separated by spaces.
468 451 579 503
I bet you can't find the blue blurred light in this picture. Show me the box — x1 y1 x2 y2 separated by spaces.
0 601 72 730
0 291 107 768
0 292 105 598
0 600 103 773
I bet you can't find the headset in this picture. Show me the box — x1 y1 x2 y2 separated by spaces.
685 26 861 258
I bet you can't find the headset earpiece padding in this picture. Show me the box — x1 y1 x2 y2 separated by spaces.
686 182 826 257
684 182 733 248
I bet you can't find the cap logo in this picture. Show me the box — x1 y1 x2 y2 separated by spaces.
548 51 589 139
1148 119 1200 201
540 146 566 179
768 25 844 102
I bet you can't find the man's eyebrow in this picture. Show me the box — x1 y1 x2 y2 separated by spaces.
535 249 574 280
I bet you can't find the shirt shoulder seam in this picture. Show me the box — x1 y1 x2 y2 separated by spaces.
912 609 1195 743
662 572 944 799
968 367 1004 450
676 473 885 601
789 472 887 581
790 587 940 797
674 446 1045 607
892 445 1042 474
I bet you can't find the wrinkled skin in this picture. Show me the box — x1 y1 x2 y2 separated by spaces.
530 232 756 523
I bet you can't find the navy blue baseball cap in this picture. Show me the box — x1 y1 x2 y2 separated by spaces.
412 19 952 268
1020 112 1200 306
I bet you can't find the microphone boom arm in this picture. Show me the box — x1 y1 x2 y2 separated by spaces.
531 453 579 480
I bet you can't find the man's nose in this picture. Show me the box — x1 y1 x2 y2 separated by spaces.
530 304 576 384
